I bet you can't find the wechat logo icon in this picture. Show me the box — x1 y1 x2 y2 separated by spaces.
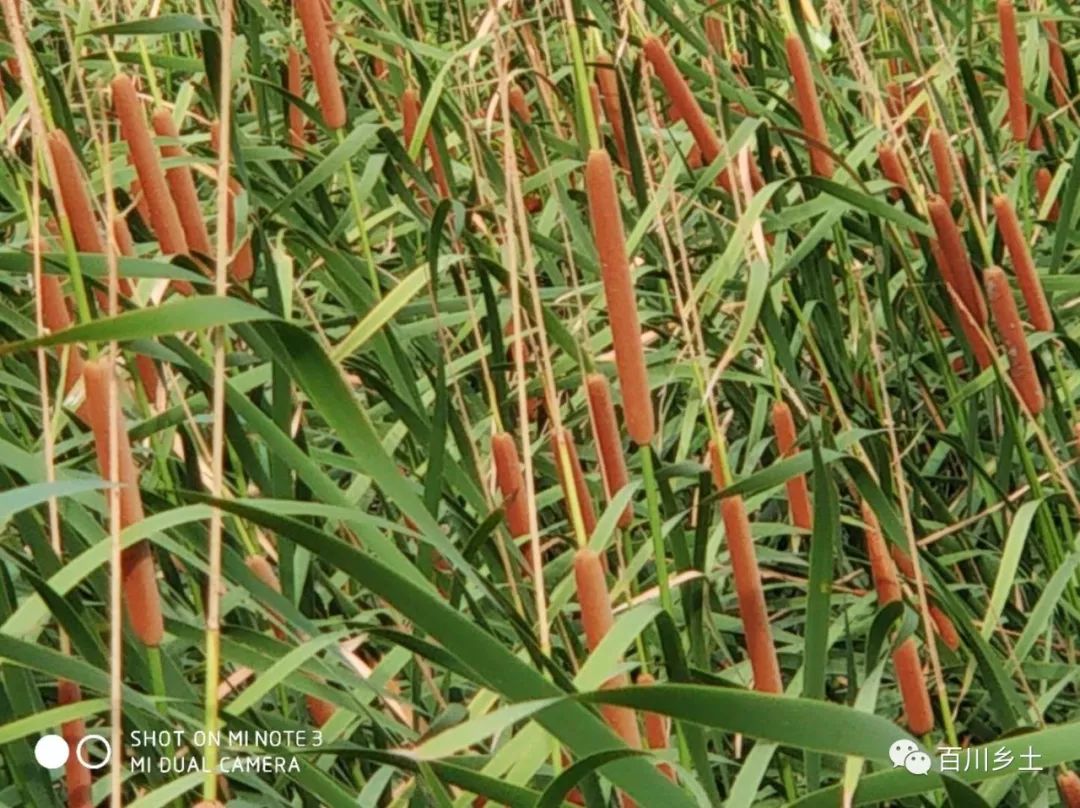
889 739 932 775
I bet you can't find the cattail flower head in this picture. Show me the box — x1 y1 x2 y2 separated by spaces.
785 34 833 178
585 373 632 527
83 357 164 647
595 55 629 170
46 131 105 254
57 680 92 808
636 672 675 781
876 142 908 199
111 75 188 257
1044 21 1069 108
998 0 1027 142
710 441 783 694
1035 167 1060 221
927 128 954 205
552 428 597 538
402 87 451 198
928 604 960 652
287 46 306 151
926 194 987 327
1058 770 1080 808
992 194 1053 332
771 401 812 532
984 266 1044 414
584 148 654 444
295 0 346 129
491 432 530 537
151 109 212 260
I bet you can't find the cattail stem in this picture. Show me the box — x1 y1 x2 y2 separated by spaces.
585 373 632 527
295 0 346 129
771 401 812 546
152 110 213 261
574 548 642 753
584 149 654 444
491 432 531 538
785 34 834 178
710 441 783 694
992 194 1052 331
927 128 953 206
862 504 934 734
83 358 164 648
111 75 189 258
985 266 1044 414
998 0 1027 142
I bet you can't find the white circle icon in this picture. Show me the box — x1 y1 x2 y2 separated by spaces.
34 735 70 769
75 735 112 770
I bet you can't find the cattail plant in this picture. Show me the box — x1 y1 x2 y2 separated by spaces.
1059 770 1080 808
927 128 953 205
506 84 539 173
928 604 960 651
152 109 213 260
642 36 742 194
82 357 164 647
574 548 642 750
704 15 727 58
1044 21 1069 108
39 275 86 401
111 75 189 258
984 266 1045 415
877 142 907 199
862 503 934 735
585 373 632 527
584 148 654 445
771 401 812 539
402 87 451 199
927 194 988 328
992 194 1053 331
245 554 336 726
295 0 346 129
46 131 105 254
491 432 531 537
997 0 1027 142
636 673 675 782
1035 167 1060 221
785 34 834 178
595 55 629 170
709 441 783 694
287 46 306 151
552 428 598 538
57 680 92 808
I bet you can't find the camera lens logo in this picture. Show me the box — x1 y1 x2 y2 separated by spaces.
34 734 111 770
889 739 932 775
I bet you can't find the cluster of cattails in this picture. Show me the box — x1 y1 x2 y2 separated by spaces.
295 0 345 129
926 194 991 369
710 441 783 694
997 0 1027 142
246 554 336 726
402 87 451 199
584 148 654 445
785 34 833 178
862 504 934 735
83 357 165 648
985 266 1044 414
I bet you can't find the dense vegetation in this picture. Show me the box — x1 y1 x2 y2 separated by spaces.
1 0 1079 805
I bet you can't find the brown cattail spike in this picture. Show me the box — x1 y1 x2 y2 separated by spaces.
992 194 1053 332
926 194 987 327
58 680 92 808
46 131 105 254
491 432 530 538
785 34 834 178
552 428 598 538
111 75 189 258
595 55 629 170
585 373 632 528
877 143 908 199
998 0 1027 142
710 442 783 694
862 503 934 735
1058 770 1080 808
584 149 654 445
151 110 213 261
1035 167 1060 221
402 88 451 199
83 358 164 647
636 673 675 781
1044 21 1069 108
295 0 346 129
984 266 1044 414
574 548 642 753
771 401 812 534
928 604 960 652
927 128 953 206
